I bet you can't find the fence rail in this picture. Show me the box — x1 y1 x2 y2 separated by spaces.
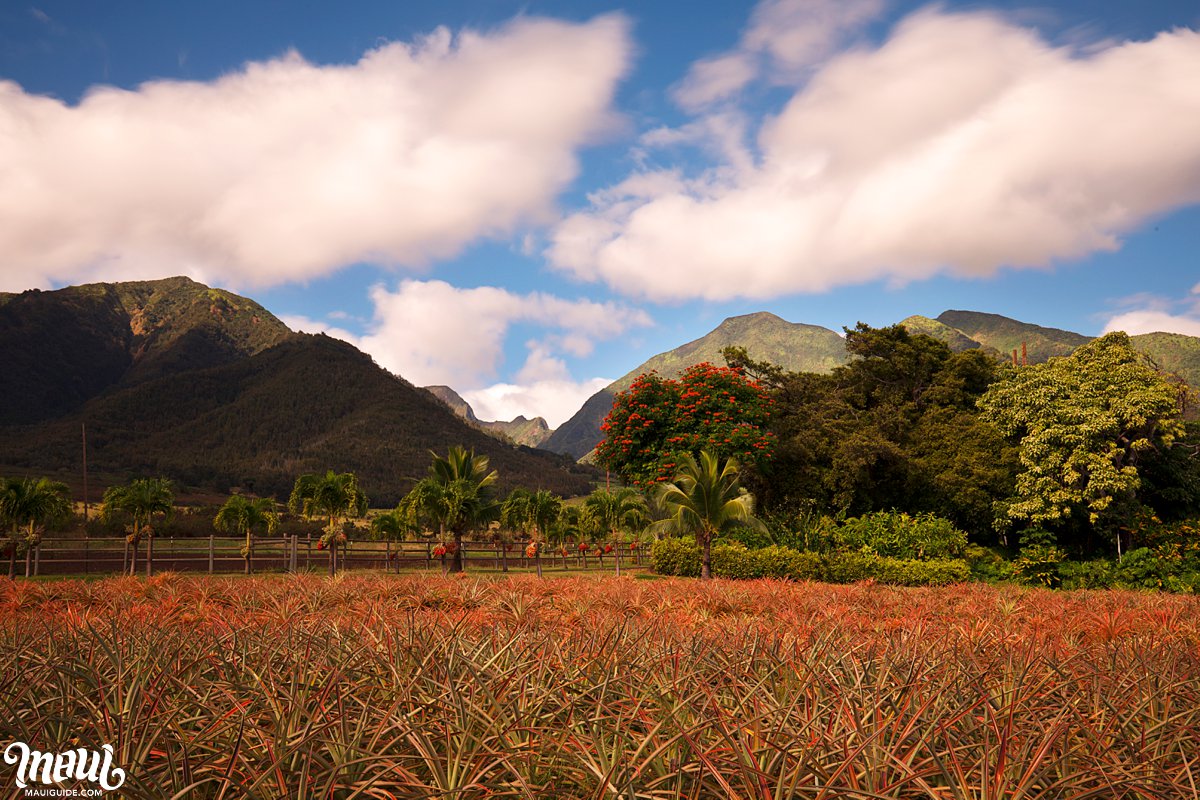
16 536 648 577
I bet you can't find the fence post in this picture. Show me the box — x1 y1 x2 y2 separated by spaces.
208 534 215 574
84 537 89 575
426 541 431 570
290 535 298 572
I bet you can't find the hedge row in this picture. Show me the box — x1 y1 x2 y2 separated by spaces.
652 539 970 586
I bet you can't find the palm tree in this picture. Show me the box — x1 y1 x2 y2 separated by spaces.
424 446 499 574
651 451 765 580
289 471 368 577
500 488 533 574
370 509 410 573
585 487 647 576
0 477 71 578
102 478 174 577
214 495 279 575
502 488 561 577
528 490 562 578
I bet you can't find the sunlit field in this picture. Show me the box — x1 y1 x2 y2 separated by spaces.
3 574 1199 798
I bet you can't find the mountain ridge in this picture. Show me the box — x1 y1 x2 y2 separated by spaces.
424 385 554 448
543 309 1200 460
0 278 594 503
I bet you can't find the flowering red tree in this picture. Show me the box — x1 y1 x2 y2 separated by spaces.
596 363 775 488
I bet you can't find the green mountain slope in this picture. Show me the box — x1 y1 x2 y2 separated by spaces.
0 281 594 503
898 315 985 352
0 277 292 425
936 310 1089 363
933 311 1200 386
1129 332 1200 388
544 312 849 459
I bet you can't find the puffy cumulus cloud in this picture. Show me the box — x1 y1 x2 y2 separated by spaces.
284 280 649 424
1104 310 1200 338
463 377 612 428
1104 292 1200 338
353 280 650 389
553 10 1200 302
0 14 631 291
672 0 883 110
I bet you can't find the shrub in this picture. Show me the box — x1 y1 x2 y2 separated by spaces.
711 543 761 579
1058 560 1114 590
832 511 967 560
1112 547 1176 591
1014 544 1066 588
652 538 966 586
651 538 701 577
756 545 823 581
823 552 970 587
964 544 1014 583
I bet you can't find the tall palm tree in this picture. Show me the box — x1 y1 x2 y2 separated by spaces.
102 478 174 577
528 490 562 578
0 477 71 579
501 488 561 577
370 509 410 573
289 471 368 576
651 451 765 580
425 446 499 574
585 487 647 576
214 495 279 575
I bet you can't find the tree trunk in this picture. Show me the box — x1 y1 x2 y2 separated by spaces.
501 543 508 573
328 544 336 577
7 545 15 579
701 534 712 580
245 529 253 575
146 533 154 578
130 541 137 576
385 539 392 574
449 531 465 573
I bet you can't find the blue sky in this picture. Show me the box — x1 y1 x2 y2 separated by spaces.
2 1 1198 426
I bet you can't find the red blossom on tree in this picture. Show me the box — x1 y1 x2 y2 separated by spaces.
596 363 775 488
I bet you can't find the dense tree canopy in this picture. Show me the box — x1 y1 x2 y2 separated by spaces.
979 332 1186 535
755 324 1017 539
597 363 775 489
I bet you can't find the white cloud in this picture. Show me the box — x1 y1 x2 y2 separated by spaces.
672 0 883 110
278 314 363 346
463 377 611 428
552 10 1200 302
280 281 647 425
352 279 650 389
0 14 631 291
1104 310 1200 338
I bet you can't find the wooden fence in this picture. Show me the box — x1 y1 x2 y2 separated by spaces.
19 536 649 577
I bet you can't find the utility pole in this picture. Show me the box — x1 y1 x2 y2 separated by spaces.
82 423 89 522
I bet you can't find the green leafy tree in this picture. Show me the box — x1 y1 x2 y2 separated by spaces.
597 363 775 489
584 487 647 576
759 325 1016 539
288 471 368 576
650 451 766 580
214 495 279 575
102 477 174 577
0 477 71 578
979 332 1185 546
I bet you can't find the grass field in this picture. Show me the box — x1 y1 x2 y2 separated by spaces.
2 574 1199 798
